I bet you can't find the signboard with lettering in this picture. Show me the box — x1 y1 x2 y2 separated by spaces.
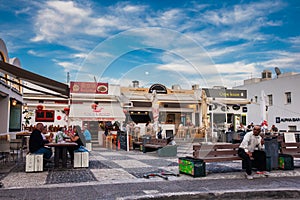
276 117 300 123
70 82 108 94
149 84 167 94
203 88 247 99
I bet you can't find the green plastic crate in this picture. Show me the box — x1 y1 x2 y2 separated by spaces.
178 157 206 177
278 154 294 170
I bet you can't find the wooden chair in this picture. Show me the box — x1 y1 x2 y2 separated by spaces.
0 135 11 163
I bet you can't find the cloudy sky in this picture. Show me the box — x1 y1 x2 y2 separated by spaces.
1 0 299 89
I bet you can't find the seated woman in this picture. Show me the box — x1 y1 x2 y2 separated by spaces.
66 125 87 163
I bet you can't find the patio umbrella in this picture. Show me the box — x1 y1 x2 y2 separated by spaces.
201 90 209 142
151 90 159 134
260 90 268 134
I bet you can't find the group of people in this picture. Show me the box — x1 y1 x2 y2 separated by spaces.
29 123 90 165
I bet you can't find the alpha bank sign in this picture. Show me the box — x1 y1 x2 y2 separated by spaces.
276 117 300 123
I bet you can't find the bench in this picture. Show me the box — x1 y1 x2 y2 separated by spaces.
133 135 152 150
133 141 143 150
143 139 168 153
280 142 300 158
193 143 241 162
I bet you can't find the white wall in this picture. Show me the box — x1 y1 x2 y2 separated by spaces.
235 73 300 131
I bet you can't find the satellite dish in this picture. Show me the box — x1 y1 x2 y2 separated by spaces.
275 67 282 77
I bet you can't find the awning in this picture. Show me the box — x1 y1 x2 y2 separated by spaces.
69 102 125 121
0 61 69 97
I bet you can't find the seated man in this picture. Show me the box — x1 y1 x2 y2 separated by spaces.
238 125 267 180
29 123 52 159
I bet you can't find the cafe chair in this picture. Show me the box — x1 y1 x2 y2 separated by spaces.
10 139 23 161
0 135 11 163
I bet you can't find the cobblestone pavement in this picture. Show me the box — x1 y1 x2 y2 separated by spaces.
1 142 300 199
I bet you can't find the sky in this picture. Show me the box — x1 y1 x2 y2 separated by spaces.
1 0 300 90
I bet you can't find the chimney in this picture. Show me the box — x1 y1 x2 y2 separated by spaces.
132 80 139 88
261 70 272 80
192 84 199 90
172 84 181 90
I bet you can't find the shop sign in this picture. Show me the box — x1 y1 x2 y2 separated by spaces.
232 104 240 110
70 82 108 94
203 88 247 99
276 117 300 123
149 84 167 94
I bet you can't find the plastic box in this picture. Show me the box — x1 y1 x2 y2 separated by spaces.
25 153 43 172
278 154 294 170
74 152 89 168
178 157 206 177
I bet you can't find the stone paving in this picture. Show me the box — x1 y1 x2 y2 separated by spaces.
0 143 300 190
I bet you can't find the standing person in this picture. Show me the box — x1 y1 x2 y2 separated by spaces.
29 123 52 159
247 122 254 132
83 124 92 142
238 125 267 180
270 125 278 134
228 124 234 132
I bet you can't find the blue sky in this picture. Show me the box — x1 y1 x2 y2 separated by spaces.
1 0 299 89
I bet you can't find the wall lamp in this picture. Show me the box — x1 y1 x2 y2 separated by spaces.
23 103 28 111
12 99 17 106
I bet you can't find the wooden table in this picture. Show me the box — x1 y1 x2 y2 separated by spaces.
45 142 78 168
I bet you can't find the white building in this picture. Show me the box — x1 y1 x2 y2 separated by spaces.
0 39 23 133
234 69 300 131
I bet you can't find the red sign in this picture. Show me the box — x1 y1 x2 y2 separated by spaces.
70 82 108 94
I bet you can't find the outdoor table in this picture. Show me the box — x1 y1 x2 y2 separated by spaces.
45 142 78 168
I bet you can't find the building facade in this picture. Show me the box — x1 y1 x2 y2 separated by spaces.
234 70 300 131
0 39 23 133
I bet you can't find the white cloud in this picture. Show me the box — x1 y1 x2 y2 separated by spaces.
259 51 300 69
31 1 91 42
56 61 81 72
71 53 88 59
22 0 298 88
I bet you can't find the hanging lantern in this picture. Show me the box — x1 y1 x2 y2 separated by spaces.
57 116 62 120
64 107 70 116
91 103 98 110
36 105 44 110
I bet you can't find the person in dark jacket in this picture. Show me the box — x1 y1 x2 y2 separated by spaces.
29 123 52 159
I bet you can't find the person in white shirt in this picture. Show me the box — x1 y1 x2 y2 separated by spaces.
238 125 267 179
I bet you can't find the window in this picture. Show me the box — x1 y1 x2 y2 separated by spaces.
285 92 291 104
254 96 258 103
35 110 55 122
267 95 273 106
288 126 296 132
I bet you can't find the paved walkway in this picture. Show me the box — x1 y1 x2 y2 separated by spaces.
1 142 300 199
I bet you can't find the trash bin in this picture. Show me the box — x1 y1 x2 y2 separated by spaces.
264 137 279 170
226 131 233 143
117 131 128 151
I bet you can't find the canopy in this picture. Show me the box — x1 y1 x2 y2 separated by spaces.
0 61 69 97
69 102 125 121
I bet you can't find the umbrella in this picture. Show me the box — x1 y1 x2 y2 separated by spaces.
260 90 269 134
201 90 209 142
151 90 159 134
